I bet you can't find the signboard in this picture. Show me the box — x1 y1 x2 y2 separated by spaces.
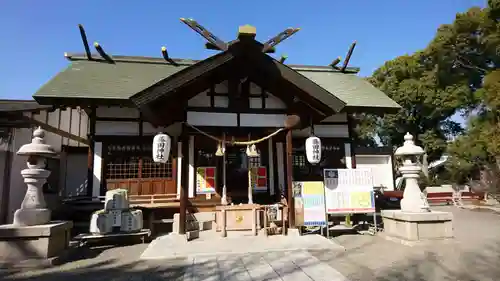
249 167 267 192
196 167 216 194
293 181 327 226
323 168 375 214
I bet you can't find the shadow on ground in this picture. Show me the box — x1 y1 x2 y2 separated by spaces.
374 241 500 281
0 248 344 281
0 259 188 281
1 207 499 281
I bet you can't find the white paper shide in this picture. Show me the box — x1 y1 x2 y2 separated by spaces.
153 133 171 163
305 136 321 164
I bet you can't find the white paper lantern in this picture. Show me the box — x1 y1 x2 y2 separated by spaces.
305 136 321 164
153 133 171 163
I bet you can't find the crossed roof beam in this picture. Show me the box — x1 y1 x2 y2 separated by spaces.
75 19 358 72
180 18 300 54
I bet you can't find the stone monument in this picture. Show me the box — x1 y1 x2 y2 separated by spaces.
381 133 453 242
0 127 73 264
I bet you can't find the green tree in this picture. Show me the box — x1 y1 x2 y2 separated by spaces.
434 1 500 182
366 52 468 161
358 1 500 165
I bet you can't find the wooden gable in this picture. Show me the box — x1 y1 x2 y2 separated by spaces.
130 39 345 126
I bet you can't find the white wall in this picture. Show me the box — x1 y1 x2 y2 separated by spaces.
62 153 88 197
355 155 395 190
95 106 140 118
95 121 139 135
7 128 34 222
292 124 349 138
186 81 287 109
28 107 89 149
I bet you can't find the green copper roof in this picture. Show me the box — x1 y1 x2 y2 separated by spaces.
298 69 401 110
34 58 190 100
33 54 400 112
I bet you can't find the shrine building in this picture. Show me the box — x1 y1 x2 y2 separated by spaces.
31 21 400 235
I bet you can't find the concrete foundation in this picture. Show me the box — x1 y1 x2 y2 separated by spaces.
381 210 453 241
0 221 73 262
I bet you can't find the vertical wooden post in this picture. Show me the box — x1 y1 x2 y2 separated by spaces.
251 207 257 236
86 106 96 197
285 130 295 228
221 209 227 237
347 114 357 169
221 133 228 205
179 129 189 235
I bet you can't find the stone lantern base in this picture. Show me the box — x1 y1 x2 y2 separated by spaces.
0 221 73 265
381 210 453 242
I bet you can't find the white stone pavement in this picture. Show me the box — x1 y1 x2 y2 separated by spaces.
141 233 349 280
141 233 345 259
183 251 349 281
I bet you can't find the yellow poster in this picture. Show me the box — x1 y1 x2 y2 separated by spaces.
196 166 216 194
349 192 373 209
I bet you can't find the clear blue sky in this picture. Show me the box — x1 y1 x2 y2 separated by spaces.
0 0 486 100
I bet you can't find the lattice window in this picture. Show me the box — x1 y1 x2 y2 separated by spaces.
106 156 140 180
292 154 306 168
142 157 172 178
106 143 172 180
248 153 261 168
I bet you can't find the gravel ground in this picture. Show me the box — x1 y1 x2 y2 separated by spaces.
1 206 499 281
310 206 500 281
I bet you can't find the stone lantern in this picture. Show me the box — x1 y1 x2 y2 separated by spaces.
380 132 453 243
0 128 72 262
394 133 430 213
13 127 58 226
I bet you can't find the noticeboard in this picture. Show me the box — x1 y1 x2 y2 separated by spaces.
323 168 376 214
293 181 327 227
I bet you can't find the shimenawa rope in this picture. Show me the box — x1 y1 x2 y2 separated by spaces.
183 122 285 145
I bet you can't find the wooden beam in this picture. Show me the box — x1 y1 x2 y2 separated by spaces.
341 41 357 72
279 54 288 63
23 116 89 145
180 18 228 51
93 42 114 63
329 57 341 68
262 28 300 53
161 46 179 66
78 24 92 60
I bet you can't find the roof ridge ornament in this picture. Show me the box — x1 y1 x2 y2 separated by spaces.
180 18 229 51
261 27 300 53
161 46 179 66
330 41 357 72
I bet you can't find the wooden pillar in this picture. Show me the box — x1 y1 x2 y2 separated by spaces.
179 128 189 235
347 114 357 169
86 106 96 197
285 130 295 228
221 134 228 205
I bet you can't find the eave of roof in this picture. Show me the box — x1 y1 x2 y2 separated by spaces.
33 53 401 113
0 99 52 112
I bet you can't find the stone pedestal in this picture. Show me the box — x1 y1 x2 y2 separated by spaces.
381 210 453 241
383 133 454 242
0 221 73 262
